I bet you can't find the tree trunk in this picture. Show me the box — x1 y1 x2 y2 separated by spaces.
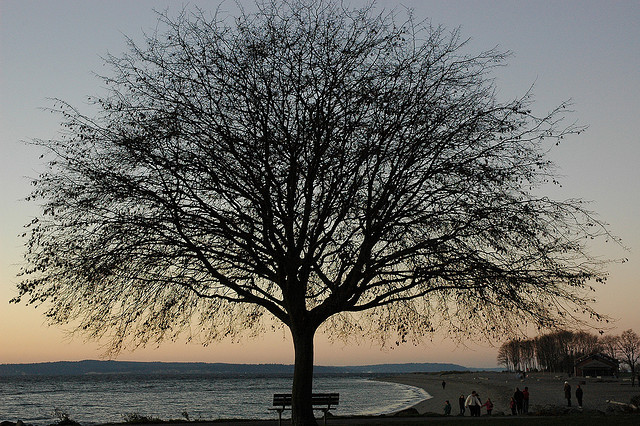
291 325 317 426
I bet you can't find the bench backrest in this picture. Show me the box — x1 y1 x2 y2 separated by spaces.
273 393 339 407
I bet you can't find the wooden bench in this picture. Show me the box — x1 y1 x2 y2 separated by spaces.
270 393 339 426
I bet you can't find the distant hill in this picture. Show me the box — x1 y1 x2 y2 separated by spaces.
0 360 496 376
338 363 473 374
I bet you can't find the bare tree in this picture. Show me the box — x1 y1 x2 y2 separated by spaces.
556 330 580 374
497 340 520 371
617 329 640 386
14 1 611 423
571 331 600 357
497 343 512 371
533 334 552 371
533 331 573 373
519 339 536 372
599 334 619 359
497 339 529 372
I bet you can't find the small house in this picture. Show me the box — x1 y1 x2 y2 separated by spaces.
574 353 619 377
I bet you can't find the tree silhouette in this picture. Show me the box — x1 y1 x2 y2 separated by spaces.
498 330 604 372
15 1 611 423
617 329 640 386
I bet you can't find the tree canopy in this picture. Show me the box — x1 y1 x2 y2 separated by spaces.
14 0 612 423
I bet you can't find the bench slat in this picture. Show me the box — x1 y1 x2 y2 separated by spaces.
272 393 339 407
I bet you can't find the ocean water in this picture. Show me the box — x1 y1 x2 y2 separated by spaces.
0 374 431 425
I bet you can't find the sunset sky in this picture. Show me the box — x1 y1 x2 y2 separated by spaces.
1 0 638 368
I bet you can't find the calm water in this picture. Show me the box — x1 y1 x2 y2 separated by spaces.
0 374 431 424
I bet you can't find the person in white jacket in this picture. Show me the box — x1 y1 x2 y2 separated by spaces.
465 391 482 417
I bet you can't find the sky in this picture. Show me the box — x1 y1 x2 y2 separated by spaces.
1 0 639 368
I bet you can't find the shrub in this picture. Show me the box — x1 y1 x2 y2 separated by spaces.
52 408 80 426
122 413 162 424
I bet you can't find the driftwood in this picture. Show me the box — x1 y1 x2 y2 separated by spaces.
606 400 638 411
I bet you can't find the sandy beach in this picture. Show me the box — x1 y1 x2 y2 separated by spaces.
382 371 639 415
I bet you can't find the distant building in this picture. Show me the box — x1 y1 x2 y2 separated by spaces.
574 353 619 377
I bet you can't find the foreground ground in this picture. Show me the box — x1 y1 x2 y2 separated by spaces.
168 414 640 426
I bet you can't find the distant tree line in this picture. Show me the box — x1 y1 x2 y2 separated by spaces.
497 329 640 386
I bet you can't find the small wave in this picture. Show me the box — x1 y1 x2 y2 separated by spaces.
360 380 432 415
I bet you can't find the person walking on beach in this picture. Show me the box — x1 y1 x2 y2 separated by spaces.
576 385 583 408
465 391 481 417
444 400 452 416
564 381 572 407
522 386 530 414
441 380 446 389
509 397 517 415
458 394 465 415
513 387 524 414
482 398 494 416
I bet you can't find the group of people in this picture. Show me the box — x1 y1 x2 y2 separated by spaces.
563 381 584 408
443 381 585 416
509 387 530 414
442 391 494 416
442 387 529 417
